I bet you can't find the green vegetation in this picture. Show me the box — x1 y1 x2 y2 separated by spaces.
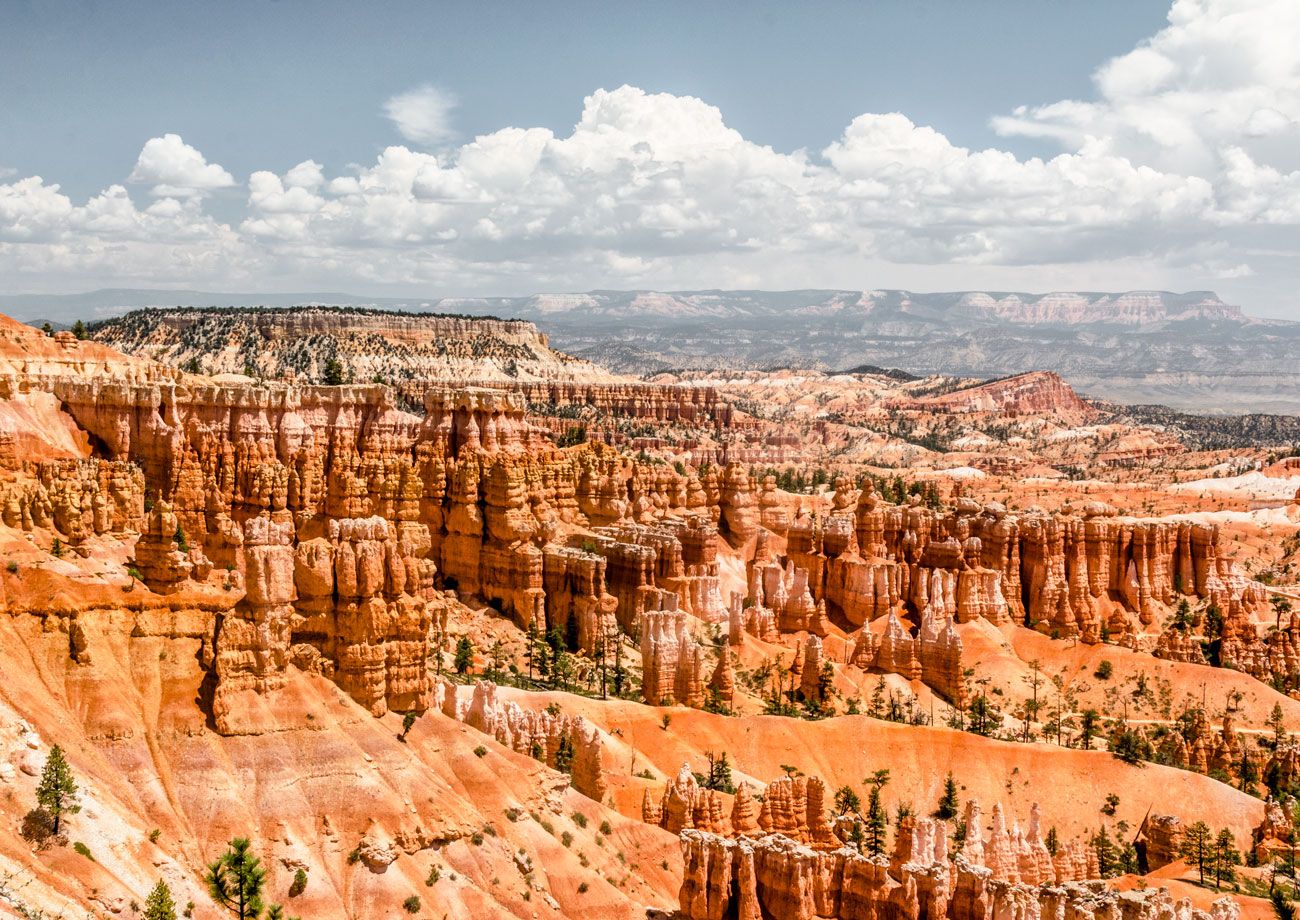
144 879 178 920
36 744 80 834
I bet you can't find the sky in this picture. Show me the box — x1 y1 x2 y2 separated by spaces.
3 0 1300 317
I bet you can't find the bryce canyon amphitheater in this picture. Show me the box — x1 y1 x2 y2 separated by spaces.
0 303 1297 920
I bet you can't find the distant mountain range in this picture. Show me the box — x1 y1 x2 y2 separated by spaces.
5 288 1299 414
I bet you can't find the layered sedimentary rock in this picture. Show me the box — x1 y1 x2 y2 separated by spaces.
92 306 618 385
17 365 769 730
644 764 732 836
767 485 1264 649
0 458 143 538
1139 814 1184 871
675 829 1231 920
641 609 706 707
421 378 735 425
589 515 724 631
440 680 607 801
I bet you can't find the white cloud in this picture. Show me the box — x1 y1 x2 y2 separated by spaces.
7 4 1300 313
993 0 1300 175
128 134 236 197
382 84 458 146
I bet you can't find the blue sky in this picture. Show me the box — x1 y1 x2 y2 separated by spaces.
4 0 1300 316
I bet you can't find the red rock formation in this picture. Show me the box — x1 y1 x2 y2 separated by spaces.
676 830 1236 920
1140 813 1185 871
442 680 607 801
416 378 735 425
641 608 705 707
902 371 1095 417
644 763 730 836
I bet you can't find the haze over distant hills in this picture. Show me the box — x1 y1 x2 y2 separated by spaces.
8 287 1300 414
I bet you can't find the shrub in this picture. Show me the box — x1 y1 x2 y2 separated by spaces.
289 867 307 897
5 560 16 574
561 831 573 848
402 895 421 914
599 820 612 835
425 864 440 886
577 882 589 894
19 808 56 849
572 812 588 829
74 841 93 860
1094 661 1114 680
504 807 522 821
149 828 161 843
540 820 555 836
471 831 484 846
483 823 497 837
473 745 487 758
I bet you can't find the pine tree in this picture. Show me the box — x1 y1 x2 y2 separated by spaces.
71 320 87 341
1180 821 1214 885
36 744 80 834
207 837 266 920
143 879 177 920
454 637 474 675
322 358 344 386
834 785 862 815
1214 828 1241 889
554 730 575 774
1091 825 1117 878
1045 826 1059 856
1273 889 1296 920
1080 709 1100 749
863 769 890 855
935 772 959 820
1272 703 1289 749
705 751 735 793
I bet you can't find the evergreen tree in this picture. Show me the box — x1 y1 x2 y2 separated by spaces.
36 744 80 834
935 772 959 820
554 730 575 774
863 770 890 855
1273 889 1296 920
71 320 87 341
1045 826 1059 856
834 785 862 815
453 637 474 675
322 358 345 386
1180 821 1214 885
206 837 266 920
1079 709 1100 750
1111 727 1151 765
1272 703 1289 749
400 712 417 741
1091 825 1117 878
143 879 177 920
1214 828 1241 889
705 751 735 793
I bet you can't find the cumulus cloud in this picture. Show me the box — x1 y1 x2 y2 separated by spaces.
992 0 1300 175
382 84 458 145
128 134 236 197
6 3 1300 308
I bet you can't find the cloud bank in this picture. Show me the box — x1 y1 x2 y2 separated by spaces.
4 0 1300 310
